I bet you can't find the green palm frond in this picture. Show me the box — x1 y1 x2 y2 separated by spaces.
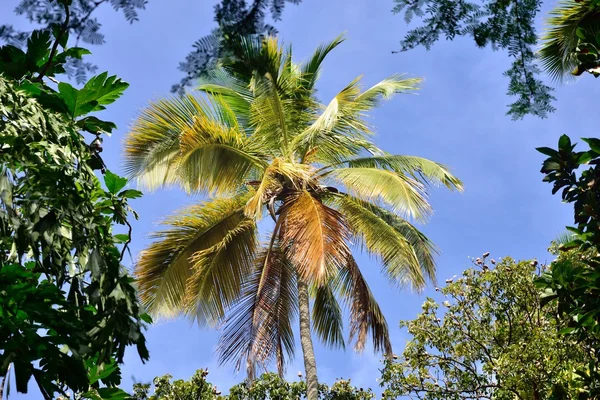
311 282 345 349
354 75 421 108
250 76 295 157
183 217 258 324
300 34 346 90
278 190 351 286
326 167 431 221
540 0 600 80
218 239 297 377
177 107 267 195
124 94 266 193
135 193 254 323
337 254 392 354
334 195 437 289
322 155 463 191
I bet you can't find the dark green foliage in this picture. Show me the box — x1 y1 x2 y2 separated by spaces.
2 0 302 88
380 256 588 399
171 0 302 93
0 12 148 399
1 0 148 83
131 370 374 399
392 0 556 119
537 135 600 398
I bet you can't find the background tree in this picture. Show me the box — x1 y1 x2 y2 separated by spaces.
380 255 588 399
131 369 374 400
537 134 600 399
0 2 149 398
123 35 462 400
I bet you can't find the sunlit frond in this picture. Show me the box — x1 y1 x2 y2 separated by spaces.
182 217 258 324
337 254 392 354
197 67 254 126
322 155 463 191
177 106 267 195
300 34 346 90
124 94 266 194
218 238 297 377
311 282 345 349
539 0 599 80
278 190 350 285
355 75 421 108
134 193 254 322
334 195 437 289
326 167 431 221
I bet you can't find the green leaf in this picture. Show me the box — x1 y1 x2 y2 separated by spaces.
582 138 600 154
76 116 117 134
558 134 572 152
536 147 559 158
139 313 153 324
26 30 52 70
576 27 587 40
118 189 143 199
56 72 129 118
113 234 130 244
104 170 128 194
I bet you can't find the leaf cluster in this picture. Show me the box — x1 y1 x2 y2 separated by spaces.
392 0 556 119
0 24 147 399
537 135 600 398
380 256 588 400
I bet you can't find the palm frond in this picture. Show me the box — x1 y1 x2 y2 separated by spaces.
539 0 600 80
218 238 297 376
124 94 266 194
355 75 421 108
300 34 346 90
177 103 267 195
134 193 254 322
326 167 431 221
183 217 258 325
311 282 345 349
334 195 437 289
321 155 463 191
337 254 392 354
278 190 350 285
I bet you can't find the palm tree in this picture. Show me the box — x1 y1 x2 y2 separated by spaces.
124 35 462 400
539 0 600 79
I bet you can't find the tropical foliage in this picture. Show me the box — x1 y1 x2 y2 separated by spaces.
380 255 589 399
0 6 148 399
123 34 462 399
540 0 600 80
537 135 600 398
131 369 374 400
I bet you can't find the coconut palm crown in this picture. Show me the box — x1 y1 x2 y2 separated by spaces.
124 35 462 384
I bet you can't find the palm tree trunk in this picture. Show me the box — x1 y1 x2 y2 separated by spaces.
297 277 318 400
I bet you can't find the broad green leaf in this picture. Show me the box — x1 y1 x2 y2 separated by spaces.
76 116 117 134
558 134 572 152
56 72 129 117
118 189 143 199
582 138 600 154
536 147 559 158
104 170 128 194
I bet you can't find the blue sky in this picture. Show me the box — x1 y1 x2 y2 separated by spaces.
4 0 598 397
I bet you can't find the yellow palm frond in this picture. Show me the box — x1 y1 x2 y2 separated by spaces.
321 154 463 191
134 193 254 322
326 167 431 221
334 195 437 289
124 94 266 194
300 34 346 90
278 190 350 285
